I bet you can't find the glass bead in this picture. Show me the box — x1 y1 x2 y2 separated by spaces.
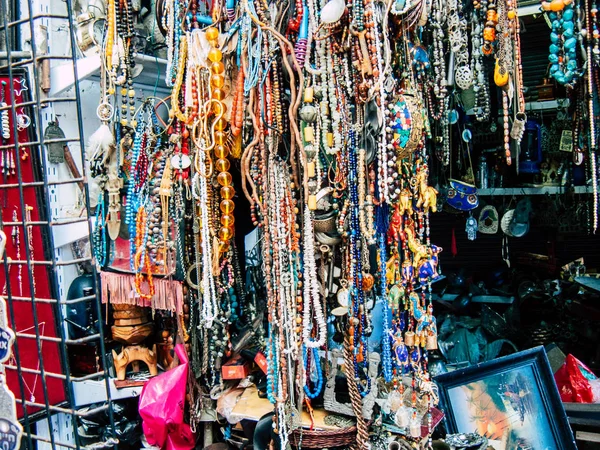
208 48 223 63
214 117 228 131
216 158 230 172
211 74 225 88
221 186 235 200
218 240 230 253
214 131 228 146
220 199 235 214
218 226 234 241
212 101 227 115
211 61 225 75
221 213 235 227
215 144 230 158
212 88 226 100
217 171 232 186
205 27 219 42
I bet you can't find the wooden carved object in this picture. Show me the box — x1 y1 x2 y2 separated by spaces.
112 345 158 381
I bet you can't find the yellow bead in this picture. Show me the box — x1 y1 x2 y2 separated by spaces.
215 144 229 159
218 226 234 241
108 87 115 95
128 89 135 97
120 88 127 96
214 117 228 131
214 131 228 146
210 74 225 89
212 101 227 115
220 186 235 200
216 158 230 172
212 88 226 101
217 171 232 186
211 61 225 75
218 240 230 253
220 199 235 214
208 48 223 63
205 27 219 42
507 9 516 19
131 120 138 128
120 118 128 126
220 213 235 227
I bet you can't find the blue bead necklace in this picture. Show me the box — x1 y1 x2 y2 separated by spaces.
548 4 579 85
302 345 324 399
348 128 371 397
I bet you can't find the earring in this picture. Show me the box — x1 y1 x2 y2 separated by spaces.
466 213 478 241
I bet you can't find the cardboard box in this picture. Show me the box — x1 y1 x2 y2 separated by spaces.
222 354 251 380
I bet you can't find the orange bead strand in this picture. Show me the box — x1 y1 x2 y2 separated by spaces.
206 27 235 251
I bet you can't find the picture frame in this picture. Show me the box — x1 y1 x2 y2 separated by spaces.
435 346 576 450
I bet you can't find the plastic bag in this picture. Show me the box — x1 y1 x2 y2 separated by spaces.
554 354 597 403
139 344 195 449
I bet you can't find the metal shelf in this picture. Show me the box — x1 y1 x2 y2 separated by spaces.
50 53 168 96
73 377 144 407
478 185 592 196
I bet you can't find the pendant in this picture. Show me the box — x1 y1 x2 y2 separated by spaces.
171 153 191 170
0 377 22 450
466 214 478 241
337 287 350 307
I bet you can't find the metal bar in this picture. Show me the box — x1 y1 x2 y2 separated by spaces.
64 0 117 441
15 332 102 344
4 366 108 382
7 293 98 304
0 5 58 450
0 51 31 59
0 177 86 187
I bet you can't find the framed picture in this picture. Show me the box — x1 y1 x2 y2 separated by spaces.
435 346 576 450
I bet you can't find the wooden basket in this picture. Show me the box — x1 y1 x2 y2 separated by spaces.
290 425 357 448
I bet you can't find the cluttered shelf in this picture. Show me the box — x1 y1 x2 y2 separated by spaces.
478 185 593 196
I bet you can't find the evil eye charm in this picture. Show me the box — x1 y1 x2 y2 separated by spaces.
0 326 14 363
396 342 409 366
448 109 459 124
410 346 421 364
0 418 22 450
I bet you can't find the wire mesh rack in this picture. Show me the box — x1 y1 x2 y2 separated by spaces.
0 0 117 447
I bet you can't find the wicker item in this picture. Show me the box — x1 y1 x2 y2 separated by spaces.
290 424 357 448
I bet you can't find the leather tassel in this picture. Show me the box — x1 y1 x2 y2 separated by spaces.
100 271 184 314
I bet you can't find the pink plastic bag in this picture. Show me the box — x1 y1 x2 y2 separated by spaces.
139 344 195 449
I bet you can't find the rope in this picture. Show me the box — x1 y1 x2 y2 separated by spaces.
343 335 370 450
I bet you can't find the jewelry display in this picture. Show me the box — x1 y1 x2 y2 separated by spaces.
87 0 600 447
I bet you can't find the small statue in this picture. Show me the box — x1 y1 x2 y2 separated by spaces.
416 170 438 213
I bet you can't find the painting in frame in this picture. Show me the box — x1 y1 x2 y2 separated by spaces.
435 346 576 450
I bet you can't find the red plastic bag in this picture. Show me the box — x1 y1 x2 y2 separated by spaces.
139 344 195 449
554 354 596 403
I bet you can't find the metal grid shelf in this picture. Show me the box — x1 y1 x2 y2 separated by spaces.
0 0 117 447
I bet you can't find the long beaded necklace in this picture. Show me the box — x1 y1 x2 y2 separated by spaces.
586 0 599 231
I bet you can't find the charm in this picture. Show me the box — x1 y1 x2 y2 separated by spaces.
0 377 23 450
171 153 191 170
478 205 499 234
510 112 527 142
0 297 14 364
466 214 478 241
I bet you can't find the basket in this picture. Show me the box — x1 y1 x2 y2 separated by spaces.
290 425 357 448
